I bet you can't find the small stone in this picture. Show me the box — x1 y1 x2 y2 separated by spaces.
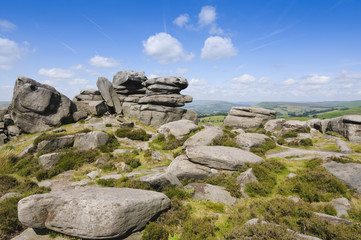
288 173 297 178
38 153 62 169
87 171 99 180
331 197 352 217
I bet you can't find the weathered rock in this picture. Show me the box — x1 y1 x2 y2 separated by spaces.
138 94 192 107
72 111 88 122
10 76 76 133
87 171 99 180
0 192 20 203
234 133 270 151
327 115 361 143
80 89 101 95
185 183 237 204
73 94 103 102
314 212 353 225
139 172 182 190
186 146 264 171
11 228 68 240
236 168 258 198
0 106 8 118
143 76 188 90
73 131 109 151
128 104 197 128
166 155 217 179
113 149 134 154
96 77 122 114
52 128 66 133
152 150 164 162
287 173 297 178
223 107 276 129
281 120 309 135
95 157 108 166
183 126 223 148
0 133 7 145
7 125 21 136
323 161 361 193
113 71 147 86
332 197 352 217
264 119 285 132
158 119 198 139
18 187 171 239
231 128 245 134
38 153 62 169
37 135 75 152
74 100 108 116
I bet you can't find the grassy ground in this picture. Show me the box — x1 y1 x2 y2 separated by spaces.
198 115 226 126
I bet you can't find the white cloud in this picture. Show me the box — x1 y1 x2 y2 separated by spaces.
284 78 297 85
143 32 194 64
176 68 188 74
0 38 28 70
201 36 237 60
259 77 269 83
198 6 216 26
189 78 208 86
173 14 189 27
232 74 256 83
38 68 75 78
89 55 118 68
0 20 16 32
41 80 55 85
304 74 331 84
71 64 84 70
68 78 89 85
209 25 224 35
337 70 361 82
147 74 158 79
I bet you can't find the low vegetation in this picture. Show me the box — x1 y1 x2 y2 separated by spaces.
115 127 151 141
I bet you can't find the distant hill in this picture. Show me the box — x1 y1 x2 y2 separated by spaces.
183 100 252 116
254 100 361 119
0 101 10 107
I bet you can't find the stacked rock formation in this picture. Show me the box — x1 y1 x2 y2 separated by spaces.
9 76 76 133
73 90 107 116
97 77 122 114
223 107 276 129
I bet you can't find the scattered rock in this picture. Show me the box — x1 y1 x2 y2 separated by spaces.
185 183 237 204
231 128 245 134
73 131 109 150
152 150 164 162
287 173 297 178
183 125 223 148
10 76 75 133
18 187 171 239
167 155 217 179
264 119 285 132
223 107 276 129
331 197 352 217
0 106 8 118
186 146 264 171
72 111 88 122
288 196 301 203
234 133 270 151
87 171 99 180
38 153 62 169
158 119 198 139
37 135 75 152
0 192 20 202
323 161 361 193
7 125 21 136
281 120 309 135
95 157 108 166
314 212 353 225
236 168 258 198
113 149 134 154
139 172 182 190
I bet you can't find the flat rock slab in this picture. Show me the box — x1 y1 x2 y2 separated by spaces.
158 119 198 139
234 133 269 150
323 161 361 193
18 187 170 239
185 183 237 204
186 146 264 171
183 126 223 148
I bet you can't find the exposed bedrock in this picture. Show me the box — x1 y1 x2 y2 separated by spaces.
223 107 276 129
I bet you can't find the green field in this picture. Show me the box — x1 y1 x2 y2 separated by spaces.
199 115 226 126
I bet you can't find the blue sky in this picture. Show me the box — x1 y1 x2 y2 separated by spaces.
1 0 361 102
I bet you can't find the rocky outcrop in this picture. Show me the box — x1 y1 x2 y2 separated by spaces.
186 146 264 171
113 71 147 95
139 172 182 190
264 119 285 133
97 77 122 114
10 76 76 133
323 161 361 193
18 187 170 239
158 119 198 139
73 131 109 150
185 183 237 204
167 155 217 179
280 120 309 135
223 107 276 129
73 89 107 116
327 115 361 143
183 125 223 148
234 133 270 151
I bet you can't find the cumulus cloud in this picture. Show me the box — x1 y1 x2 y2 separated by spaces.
284 78 297 85
259 77 269 83
173 14 189 27
198 6 216 26
304 74 331 84
232 74 256 83
0 20 16 32
176 68 188 74
201 36 237 60
189 78 208 86
0 38 28 70
68 78 89 85
89 55 118 68
143 32 194 64
38 68 75 78
209 25 224 35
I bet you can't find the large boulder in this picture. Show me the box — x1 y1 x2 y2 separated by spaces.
10 76 76 133
129 104 197 128
327 115 361 143
143 76 188 95
96 77 122 114
185 183 237 204
158 119 198 139
323 161 361 193
73 131 109 151
234 133 270 151
166 155 217 179
223 107 276 129
264 119 285 133
183 125 223 148
36 135 75 152
186 146 264 171
138 94 192 107
280 120 308 135
112 71 147 95
139 172 182 190
18 187 170 239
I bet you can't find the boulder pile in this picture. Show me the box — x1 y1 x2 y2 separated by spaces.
223 107 276 129
72 89 107 116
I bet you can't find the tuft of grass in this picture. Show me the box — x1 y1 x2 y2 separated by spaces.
250 139 277 156
99 133 119 153
210 129 238 148
115 127 151 141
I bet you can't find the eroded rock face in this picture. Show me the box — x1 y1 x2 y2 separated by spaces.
18 187 170 239
223 107 276 129
186 146 264 171
10 76 76 133
327 115 361 143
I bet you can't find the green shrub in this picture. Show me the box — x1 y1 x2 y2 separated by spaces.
101 163 116 172
11 156 40 177
182 217 215 240
162 186 192 200
115 127 132 138
250 139 277 156
277 137 285 145
149 134 183 150
115 127 151 141
99 133 119 153
300 138 313 146
142 222 169 240
202 201 225 213
96 179 115 187
282 131 298 138
56 149 99 172
117 153 141 169
105 123 112 127
163 135 182 150
0 175 18 196
114 177 152 190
